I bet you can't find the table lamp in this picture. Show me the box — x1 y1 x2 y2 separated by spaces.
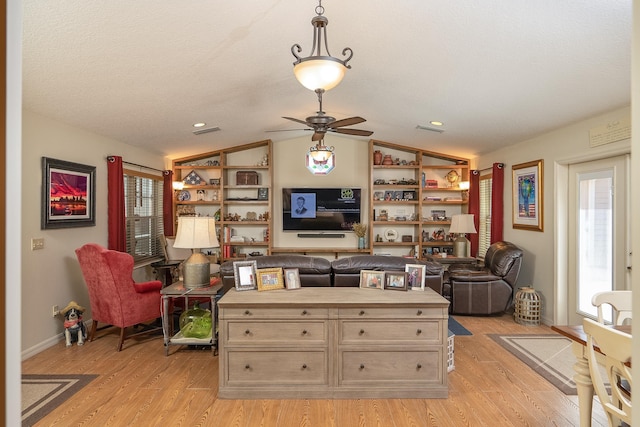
173 217 219 288
449 214 477 258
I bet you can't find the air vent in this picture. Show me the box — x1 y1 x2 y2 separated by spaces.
192 126 221 136
416 125 445 133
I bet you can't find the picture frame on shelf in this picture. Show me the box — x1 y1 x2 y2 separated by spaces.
512 159 544 232
359 270 385 290
233 260 258 291
402 191 415 200
384 271 409 291
209 178 221 186
373 191 384 201
405 264 426 291
257 187 269 200
284 268 301 290
384 190 393 201
256 268 284 291
41 157 96 229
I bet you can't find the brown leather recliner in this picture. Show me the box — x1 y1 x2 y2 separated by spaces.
447 241 523 315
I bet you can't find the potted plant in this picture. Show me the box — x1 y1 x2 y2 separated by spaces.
352 223 367 249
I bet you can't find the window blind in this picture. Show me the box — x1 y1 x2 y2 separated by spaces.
124 170 164 263
478 174 492 258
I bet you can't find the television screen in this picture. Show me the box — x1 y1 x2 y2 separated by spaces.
282 188 361 231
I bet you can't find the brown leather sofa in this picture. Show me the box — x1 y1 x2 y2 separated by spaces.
447 241 523 315
220 254 444 294
331 255 444 293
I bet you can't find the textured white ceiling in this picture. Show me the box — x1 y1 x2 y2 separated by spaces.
22 1 632 159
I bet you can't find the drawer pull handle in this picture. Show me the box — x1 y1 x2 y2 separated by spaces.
359 364 365 370
416 329 422 335
244 329 251 335
302 364 307 369
245 364 251 369
244 310 251 315
302 330 308 335
417 364 422 370
359 329 365 335
302 310 308 315
359 310 365 316
416 310 423 315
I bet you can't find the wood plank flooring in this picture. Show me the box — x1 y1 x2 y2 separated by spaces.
22 313 610 426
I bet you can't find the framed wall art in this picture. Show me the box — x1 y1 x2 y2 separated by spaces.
512 159 544 232
41 157 96 229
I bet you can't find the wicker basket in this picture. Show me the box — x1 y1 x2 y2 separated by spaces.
514 287 541 326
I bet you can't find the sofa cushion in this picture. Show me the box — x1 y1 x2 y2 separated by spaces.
331 255 442 275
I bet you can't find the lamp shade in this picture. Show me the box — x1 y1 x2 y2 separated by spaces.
293 58 347 91
449 214 477 234
173 217 219 249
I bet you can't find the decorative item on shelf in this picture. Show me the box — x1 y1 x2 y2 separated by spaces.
384 229 398 242
425 179 438 189
513 287 542 326
196 189 205 201
351 223 367 249
431 229 445 241
179 301 212 339
382 154 393 165
373 150 383 165
183 170 205 185
172 181 184 191
459 181 470 201
401 235 412 242
444 170 460 187
291 0 353 92
236 171 259 185
449 214 477 257
173 216 220 289
377 209 388 221
177 190 191 201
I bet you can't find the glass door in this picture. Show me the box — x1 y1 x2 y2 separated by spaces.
567 155 629 325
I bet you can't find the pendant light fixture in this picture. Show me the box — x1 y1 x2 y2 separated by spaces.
291 0 353 92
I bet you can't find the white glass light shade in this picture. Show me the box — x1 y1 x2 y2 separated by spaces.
309 148 333 162
294 58 347 91
449 214 477 234
173 217 219 249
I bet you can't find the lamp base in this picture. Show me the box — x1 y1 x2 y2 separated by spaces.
182 252 211 289
453 235 469 258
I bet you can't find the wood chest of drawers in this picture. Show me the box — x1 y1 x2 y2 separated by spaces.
218 287 449 399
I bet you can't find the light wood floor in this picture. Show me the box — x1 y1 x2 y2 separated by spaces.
22 313 609 426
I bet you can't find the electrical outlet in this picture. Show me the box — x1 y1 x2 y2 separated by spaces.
31 238 45 250
52 305 59 317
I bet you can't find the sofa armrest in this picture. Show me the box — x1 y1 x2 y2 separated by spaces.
133 280 162 293
449 271 500 282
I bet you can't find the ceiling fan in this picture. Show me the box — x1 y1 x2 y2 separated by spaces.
271 89 373 141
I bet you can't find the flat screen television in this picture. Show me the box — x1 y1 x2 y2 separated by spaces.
282 188 361 231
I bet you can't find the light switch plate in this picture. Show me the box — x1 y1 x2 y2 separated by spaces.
31 238 44 250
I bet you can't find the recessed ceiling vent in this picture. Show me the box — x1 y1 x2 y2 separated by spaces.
416 125 445 133
192 126 221 136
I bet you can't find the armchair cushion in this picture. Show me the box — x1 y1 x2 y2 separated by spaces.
133 280 163 293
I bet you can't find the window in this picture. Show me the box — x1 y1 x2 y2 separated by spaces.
124 170 164 264
478 173 492 258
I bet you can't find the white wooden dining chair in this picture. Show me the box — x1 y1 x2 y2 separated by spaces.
583 318 632 427
591 291 632 325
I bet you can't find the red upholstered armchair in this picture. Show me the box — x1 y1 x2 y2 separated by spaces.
75 243 163 351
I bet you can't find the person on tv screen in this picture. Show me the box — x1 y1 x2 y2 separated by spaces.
291 194 316 218
295 196 307 215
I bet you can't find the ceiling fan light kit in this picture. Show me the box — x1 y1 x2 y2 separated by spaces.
291 0 353 92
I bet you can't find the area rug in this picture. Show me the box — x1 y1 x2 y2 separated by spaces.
22 374 97 426
448 316 472 336
488 334 609 395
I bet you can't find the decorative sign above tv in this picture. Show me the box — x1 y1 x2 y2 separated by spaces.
282 188 361 231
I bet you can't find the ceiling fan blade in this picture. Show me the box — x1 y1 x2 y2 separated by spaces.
265 128 312 133
312 131 324 141
282 116 309 126
333 128 374 137
329 116 366 128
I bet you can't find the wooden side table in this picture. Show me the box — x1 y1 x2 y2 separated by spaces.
161 281 222 356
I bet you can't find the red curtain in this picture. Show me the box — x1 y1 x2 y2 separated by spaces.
163 170 174 236
107 156 126 252
491 163 505 243
468 170 480 257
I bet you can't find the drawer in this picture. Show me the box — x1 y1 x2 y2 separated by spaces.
222 307 328 319
340 320 442 344
338 307 444 319
226 321 327 345
226 349 328 385
339 350 443 385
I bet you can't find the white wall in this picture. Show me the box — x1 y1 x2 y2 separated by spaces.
475 106 631 325
21 110 166 356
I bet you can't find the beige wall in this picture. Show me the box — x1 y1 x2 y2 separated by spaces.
21 110 166 356
475 106 631 325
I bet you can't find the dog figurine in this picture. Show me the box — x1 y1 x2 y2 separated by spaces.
62 301 87 347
